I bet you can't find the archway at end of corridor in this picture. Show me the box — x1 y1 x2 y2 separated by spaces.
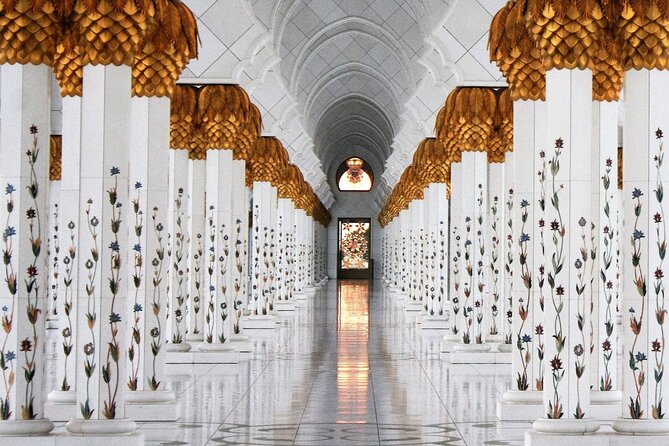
337 218 372 280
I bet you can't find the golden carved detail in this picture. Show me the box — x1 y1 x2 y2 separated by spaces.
71 0 155 66
188 147 206 161
234 103 261 161
593 28 624 101
198 84 255 150
248 137 289 186
489 0 546 101
412 138 450 184
0 0 61 66
53 30 83 96
488 88 513 163
50 135 62 181
132 0 199 98
616 1 669 70
522 0 607 71
170 84 199 149
277 163 301 200
435 87 510 161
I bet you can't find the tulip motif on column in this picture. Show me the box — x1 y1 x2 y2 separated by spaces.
596 157 616 392
205 206 216 343
545 139 572 419
232 219 244 334
438 221 446 316
60 221 77 392
49 204 60 320
650 133 667 419
574 216 592 419
146 207 166 390
103 168 123 419
517 197 532 391
462 217 473 344
1 129 44 421
171 188 188 345
490 196 500 337
475 185 486 344
504 189 514 346
191 233 203 336
536 150 547 390
80 200 99 419
451 228 461 337
628 130 668 420
217 226 229 343
128 183 144 390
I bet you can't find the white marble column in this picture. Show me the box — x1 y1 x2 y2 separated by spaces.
65 64 136 435
46 96 82 422
248 181 278 326
203 149 234 349
230 159 249 340
166 149 190 351
448 162 463 344
589 99 621 417
186 157 206 343
458 151 489 347
498 100 546 420
488 162 504 342
275 198 295 312
501 153 514 350
533 68 597 432
0 63 54 434
124 95 176 420
422 183 449 330
46 179 60 326
613 69 669 435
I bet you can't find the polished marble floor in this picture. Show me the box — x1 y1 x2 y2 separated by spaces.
54 280 528 445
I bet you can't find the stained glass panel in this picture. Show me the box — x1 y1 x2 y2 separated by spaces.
339 221 370 270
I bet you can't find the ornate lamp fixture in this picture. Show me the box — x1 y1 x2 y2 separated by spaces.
345 157 365 184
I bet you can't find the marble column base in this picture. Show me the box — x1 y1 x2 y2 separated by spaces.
185 333 205 343
125 390 179 421
45 390 77 422
274 300 296 312
496 390 543 421
420 315 449 330
612 418 669 435
243 314 277 330
165 343 240 364
166 342 192 352
403 300 423 322
497 342 513 352
449 343 511 363
0 418 54 436
294 293 308 301
590 391 622 421
440 333 460 353
66 418 137 435
415 311 428 324
229 333 252 354
395 292 408 302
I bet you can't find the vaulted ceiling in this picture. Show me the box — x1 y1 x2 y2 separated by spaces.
249 0 452 176
174 0 507 207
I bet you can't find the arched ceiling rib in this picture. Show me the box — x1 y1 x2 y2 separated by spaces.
246 0 454 180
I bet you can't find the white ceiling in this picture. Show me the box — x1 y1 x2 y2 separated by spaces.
249 0 451 173
172 0 507 207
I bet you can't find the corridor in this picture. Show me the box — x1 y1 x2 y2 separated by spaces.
114 280 527 445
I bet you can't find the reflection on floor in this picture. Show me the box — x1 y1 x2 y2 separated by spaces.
52 280 528 445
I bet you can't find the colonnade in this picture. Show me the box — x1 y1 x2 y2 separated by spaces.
0 1 328 443
380 0 669 443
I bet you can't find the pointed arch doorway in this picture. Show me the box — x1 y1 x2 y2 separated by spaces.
337 218 371 280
